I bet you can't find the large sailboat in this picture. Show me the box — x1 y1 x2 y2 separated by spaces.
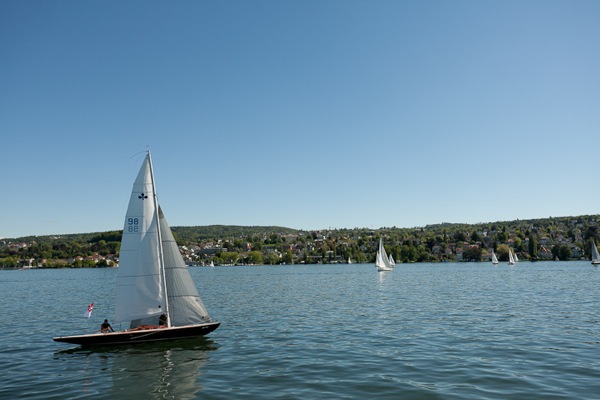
591 241 600 265
375 238 394 272
54 152 220 346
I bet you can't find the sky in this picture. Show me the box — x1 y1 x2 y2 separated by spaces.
1 1 599 238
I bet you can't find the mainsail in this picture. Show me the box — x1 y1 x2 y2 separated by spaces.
115 154 165 324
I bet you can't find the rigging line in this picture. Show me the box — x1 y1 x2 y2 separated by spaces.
129 150 147 159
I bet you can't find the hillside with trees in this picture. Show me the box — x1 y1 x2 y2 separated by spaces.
1 215 599 268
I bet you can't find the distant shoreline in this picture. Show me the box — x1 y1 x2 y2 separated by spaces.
2 214 599 268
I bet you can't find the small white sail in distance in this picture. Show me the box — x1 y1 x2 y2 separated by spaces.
508 249 516 265
491 252 499 265
375 238 393 272
591 241 600 265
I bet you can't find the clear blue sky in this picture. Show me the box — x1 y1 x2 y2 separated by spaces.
1 1 599 238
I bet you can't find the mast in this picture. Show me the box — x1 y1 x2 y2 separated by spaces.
147 151 172 328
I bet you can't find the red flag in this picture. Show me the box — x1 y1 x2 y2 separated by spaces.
84 303 94 318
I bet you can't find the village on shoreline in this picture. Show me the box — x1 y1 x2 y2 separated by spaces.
1 214 599 269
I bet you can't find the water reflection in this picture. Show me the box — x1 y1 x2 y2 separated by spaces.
378 270 390 286
55 338 218 399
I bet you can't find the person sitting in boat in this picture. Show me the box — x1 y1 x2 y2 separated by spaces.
99 319 114 333
159 313 167 326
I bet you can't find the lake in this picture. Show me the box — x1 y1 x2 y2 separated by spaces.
1 261 599 399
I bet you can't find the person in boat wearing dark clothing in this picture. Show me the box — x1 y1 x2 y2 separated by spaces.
159 313 167 326
99 319 114 333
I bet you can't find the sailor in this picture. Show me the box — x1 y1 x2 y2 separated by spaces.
159 313 167 326
99 319 114 333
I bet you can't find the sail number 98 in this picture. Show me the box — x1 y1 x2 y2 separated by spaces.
127 218 139 232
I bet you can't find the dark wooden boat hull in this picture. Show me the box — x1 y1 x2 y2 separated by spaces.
53 321 220 346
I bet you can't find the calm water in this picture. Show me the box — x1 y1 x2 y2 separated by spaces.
1 262 600 399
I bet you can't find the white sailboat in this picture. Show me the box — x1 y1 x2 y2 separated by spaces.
54 152 220 346
491 251 499 265
347 256 352 264
375 238 394 272
591 241 600 265
508 249 516 265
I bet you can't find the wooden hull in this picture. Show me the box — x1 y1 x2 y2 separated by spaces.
53 321 220 346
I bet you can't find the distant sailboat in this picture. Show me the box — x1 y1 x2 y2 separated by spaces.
375 238 393 272
591 241 600 265
491 251 499 265
347 256 352 264
508 249 516 265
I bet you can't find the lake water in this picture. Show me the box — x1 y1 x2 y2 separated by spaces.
1 261 600 399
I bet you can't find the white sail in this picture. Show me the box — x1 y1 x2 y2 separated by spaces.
375 238 393 271
159 207 211 326
115 154 165 324
591 241 600 264
508 249 515 265
389 253 395 267
491 251 499 264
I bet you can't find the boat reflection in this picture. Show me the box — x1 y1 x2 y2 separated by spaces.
378 270 390 285
55 338 218 399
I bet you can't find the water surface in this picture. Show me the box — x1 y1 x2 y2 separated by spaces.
1 262 599 399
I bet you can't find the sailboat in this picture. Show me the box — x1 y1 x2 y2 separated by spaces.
375 238 393 272
508 249 516 265
347 256 352 264
491 251 499 265
54 152 220 346
591 241 600 265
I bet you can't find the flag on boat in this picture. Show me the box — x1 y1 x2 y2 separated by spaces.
84 303 94 318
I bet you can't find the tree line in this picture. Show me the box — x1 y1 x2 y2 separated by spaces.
1 215 599 268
